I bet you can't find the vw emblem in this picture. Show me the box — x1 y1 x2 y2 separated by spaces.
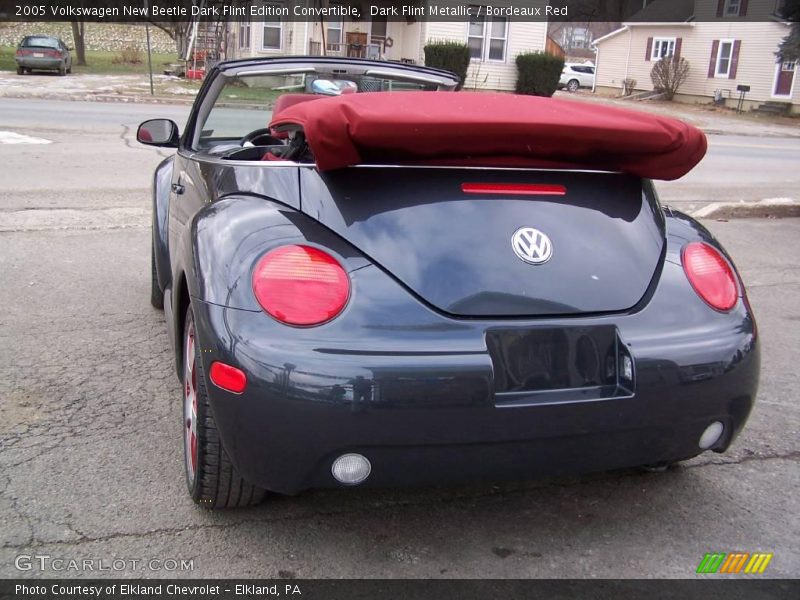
511 227 553 265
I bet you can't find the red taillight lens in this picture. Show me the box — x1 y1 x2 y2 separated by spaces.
252 245 350 326
209 361 247 393
682 242 738 312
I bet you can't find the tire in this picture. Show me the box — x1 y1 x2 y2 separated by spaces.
58 63 66 76
182 307 267 509
66 66 72 74
16 66 24 75
150 244 164 309
566 79 580 93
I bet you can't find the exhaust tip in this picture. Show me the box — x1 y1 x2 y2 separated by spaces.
332 453 371 485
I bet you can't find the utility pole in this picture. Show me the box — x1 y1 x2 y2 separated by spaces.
145 0 154 95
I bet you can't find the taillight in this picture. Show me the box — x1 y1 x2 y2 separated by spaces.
252 245 350 326
461 183 567 196
209 362 247 394
682 242 738 312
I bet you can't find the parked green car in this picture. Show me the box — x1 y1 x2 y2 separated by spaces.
15 36 72 76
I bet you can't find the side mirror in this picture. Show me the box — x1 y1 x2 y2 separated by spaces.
137 119 180 147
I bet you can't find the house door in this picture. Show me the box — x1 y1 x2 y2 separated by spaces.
774 60 796 97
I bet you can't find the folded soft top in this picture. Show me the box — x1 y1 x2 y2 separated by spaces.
269 91 707 180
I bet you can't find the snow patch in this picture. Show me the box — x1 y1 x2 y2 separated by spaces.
0 131 52 145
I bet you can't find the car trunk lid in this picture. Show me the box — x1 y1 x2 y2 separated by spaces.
300 167 664 317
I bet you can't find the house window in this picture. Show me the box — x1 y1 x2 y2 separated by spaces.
468 6 508 62
716 40 735 77
371 15 388 40
724 0 742 16
325 13 343 52
262 17 282 50
651 38 676 60
239 21 251 50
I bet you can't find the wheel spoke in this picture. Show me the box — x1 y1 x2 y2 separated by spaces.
184 324 198 483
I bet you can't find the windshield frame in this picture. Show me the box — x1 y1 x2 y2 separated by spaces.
183 57 460 153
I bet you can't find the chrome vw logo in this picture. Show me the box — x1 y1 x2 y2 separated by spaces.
511 227 553 265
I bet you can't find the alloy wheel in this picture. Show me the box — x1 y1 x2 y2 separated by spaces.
183 321 198 486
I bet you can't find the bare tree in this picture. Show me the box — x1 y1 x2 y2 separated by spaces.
70 21 87 66
146 0 233 58
778 0 800 61
650 56 690 101
147 20 193 58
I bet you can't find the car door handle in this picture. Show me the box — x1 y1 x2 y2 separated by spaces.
171 183 185 195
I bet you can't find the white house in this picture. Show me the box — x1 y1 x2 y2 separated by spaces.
226 0 549 91
593 0 798 113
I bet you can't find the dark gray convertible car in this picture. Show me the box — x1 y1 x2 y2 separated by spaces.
138 57 758 509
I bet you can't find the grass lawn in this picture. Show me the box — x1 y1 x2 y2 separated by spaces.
219 86 284 106
0 46 179 75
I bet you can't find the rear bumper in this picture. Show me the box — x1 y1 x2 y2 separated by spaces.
190 251 759 495
16 57 62 70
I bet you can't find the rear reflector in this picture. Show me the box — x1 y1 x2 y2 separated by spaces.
699 421 724 450
252 245 350 326
682 242 738 312
209 362 247 394
461 183 567 196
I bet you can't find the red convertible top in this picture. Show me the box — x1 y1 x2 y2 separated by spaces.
269 92 706 180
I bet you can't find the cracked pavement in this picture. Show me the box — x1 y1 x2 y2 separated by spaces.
0 98 798 579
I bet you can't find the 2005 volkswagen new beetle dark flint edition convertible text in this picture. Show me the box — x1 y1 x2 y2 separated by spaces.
137 57 759 509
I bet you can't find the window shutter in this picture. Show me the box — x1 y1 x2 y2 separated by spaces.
716 0 725 17
729 40 741 79
645 37 653 61
740 0 748 16
708 40 720 77
674 38 683 61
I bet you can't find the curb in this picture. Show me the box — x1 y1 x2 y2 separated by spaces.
701 128 800 139
0 91 196 106
692 198 800 219
0 91 277 111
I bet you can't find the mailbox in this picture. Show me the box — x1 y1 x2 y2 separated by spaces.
736 84 751 92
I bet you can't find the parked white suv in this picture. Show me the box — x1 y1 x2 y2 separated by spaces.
560 63 595 92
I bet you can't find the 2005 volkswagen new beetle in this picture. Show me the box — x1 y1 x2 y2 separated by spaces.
138 57 759 509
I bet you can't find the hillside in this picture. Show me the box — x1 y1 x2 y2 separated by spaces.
0 22 175 53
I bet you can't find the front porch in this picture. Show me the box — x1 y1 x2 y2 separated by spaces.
304 19 423 64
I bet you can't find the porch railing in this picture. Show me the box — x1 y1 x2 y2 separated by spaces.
308 39 383 60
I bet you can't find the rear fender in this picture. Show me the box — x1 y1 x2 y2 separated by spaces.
664 210 745 292
187 195 370 311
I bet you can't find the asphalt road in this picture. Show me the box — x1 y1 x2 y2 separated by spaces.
1 98 799 214
1 98 799 579
658 135 800 210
